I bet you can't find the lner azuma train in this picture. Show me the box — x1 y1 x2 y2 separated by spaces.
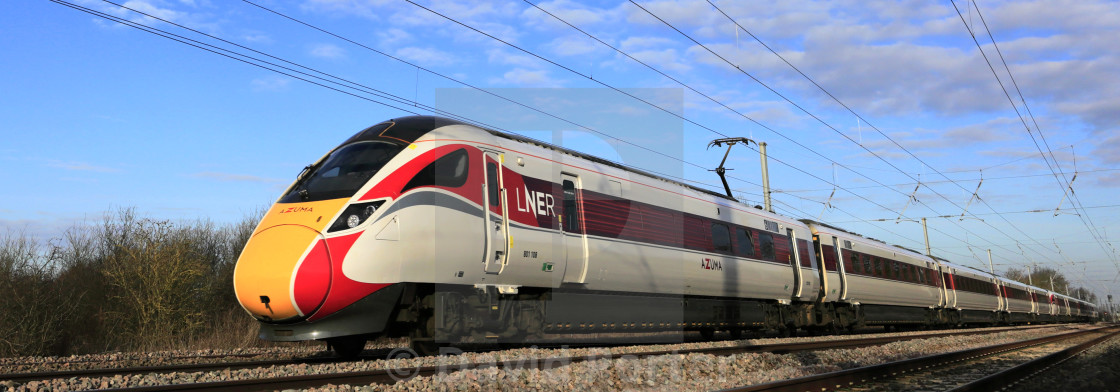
233 116 1098 356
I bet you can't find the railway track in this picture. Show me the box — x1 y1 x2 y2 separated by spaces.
715 325 1118 392
0 349 398 385
0 324 1058 391
950 326 1120 392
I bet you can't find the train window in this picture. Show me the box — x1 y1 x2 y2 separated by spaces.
711 223 732 253
917 267 926 284
872 257 882 277
759 233 775 260
401 149 469 192
862 254 872 276
892 262 900 280
562 180 580 233
849 253 860 274
486 162 500 206
280 141 404 203
734 228 754 257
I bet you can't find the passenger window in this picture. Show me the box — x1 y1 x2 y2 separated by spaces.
486 162 500 206
562 179 580 233
734 227 754 257
711 223 732 253
872 257 882 277
862 254 872 275
849 254 861 274
759 232 775 260
401 149 469 192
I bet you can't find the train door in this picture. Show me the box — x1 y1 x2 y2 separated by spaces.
833 237 848 301
994 280 1005 312
482 151 510 275
788 228 803 299
812 235 828 302
560 174 588 283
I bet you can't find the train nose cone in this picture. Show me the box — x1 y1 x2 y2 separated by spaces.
234 225 332 322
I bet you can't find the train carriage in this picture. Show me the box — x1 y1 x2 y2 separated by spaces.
232 116 1094 356
938 262 1002 324
1000 279 1035 323
810 224 942 326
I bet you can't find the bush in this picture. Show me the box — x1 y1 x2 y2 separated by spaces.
0 232 76 356
0 207 266 356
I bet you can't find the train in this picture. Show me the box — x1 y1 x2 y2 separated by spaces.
232 116 1098 356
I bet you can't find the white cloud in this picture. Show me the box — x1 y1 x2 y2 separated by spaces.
300 0 395 20
119 0 186 23
242 33 272 44
630 48 691 73
493 68 564 87
310 43 346 59
395 47 456 66
620 36 676 51
546 36 601 57
377 28 412 47
523 0 611 27
486 48 539 68
251 76 291 92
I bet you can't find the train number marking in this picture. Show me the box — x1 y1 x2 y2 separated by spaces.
701 258 723 271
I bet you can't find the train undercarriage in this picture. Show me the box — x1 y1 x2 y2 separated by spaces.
251 283 1076 357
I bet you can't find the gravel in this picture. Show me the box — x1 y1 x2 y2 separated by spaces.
0 325 1091 391
1011 329 1120 392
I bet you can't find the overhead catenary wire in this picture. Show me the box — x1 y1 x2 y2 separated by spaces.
697 0 1117 273
59 0 1105 290
949 0 1117 268
775 167 1120 194
85 0 932 264
48 1 432 116
521 0 1048 269
251 0 958 251
88 0 762 199
66 0 749 207
627 0 1072 271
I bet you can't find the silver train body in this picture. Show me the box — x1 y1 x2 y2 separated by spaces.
232 116 1098 355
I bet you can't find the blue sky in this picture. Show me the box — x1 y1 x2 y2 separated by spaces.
4 0 1120 300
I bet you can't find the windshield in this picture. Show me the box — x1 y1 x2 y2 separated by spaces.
279 141 404 203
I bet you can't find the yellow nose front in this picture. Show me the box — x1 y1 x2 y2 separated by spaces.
233 199 348 321
234 225 322 320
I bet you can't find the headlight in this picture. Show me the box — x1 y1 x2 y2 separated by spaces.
327 201 385 233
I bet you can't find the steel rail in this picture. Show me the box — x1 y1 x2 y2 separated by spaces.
0 350 398 384
716 326 1115 392
948 327 1120 392
3 324 1048 385
79 325 1059 391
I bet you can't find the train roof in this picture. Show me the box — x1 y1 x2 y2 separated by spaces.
801 219 932 259
478 121 737 202
395 115 739 202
